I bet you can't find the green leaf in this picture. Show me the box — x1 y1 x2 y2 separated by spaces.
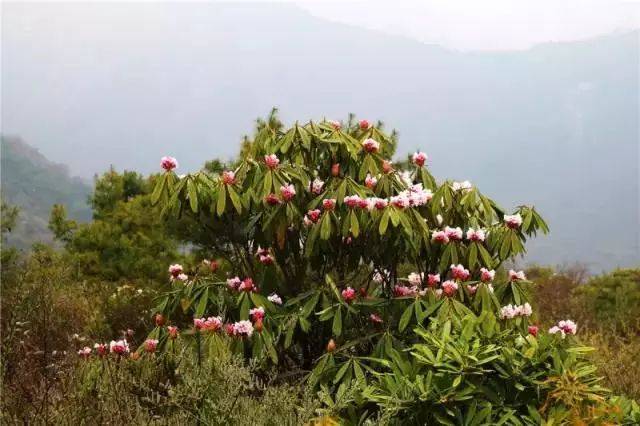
187 178 198 212
320 213 332 240
350 210 360 237
399 303 414 332
195 288 208 317
150 174 166 205
468 243 478 269
333 360 351 384
379 209 390 235
239 293 250 320
227 185 243 213
332 307 343 336
263 171 273 195
499 234 511 259
216 185 227 216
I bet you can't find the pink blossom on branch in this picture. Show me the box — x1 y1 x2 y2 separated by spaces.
412 151 428 167
364 174 377 189
407 272 424 287
362 138 380 153
427 273 441 288
221 170 236 185
267 293 283 305
249 307 265 322
442 280 459 297
480 268 495 283
168 264 183 278
328 120 341 130
160 156 178 171
78 347 92 358
549 320 577 338
341 287 356 303
264 193 281 206
322 199 336 211
504 214 523 229
450 264 470 281
466 228 486 242
431 230 449 244
280 184 296 202
264 154 280 170
311 178 325 195
109 340 130 355
445 226 463 241
359 119 371 130
233 320 254 337
508 270 527 282
144 339 159 353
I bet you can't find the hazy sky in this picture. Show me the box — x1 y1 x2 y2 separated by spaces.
298 0 639 50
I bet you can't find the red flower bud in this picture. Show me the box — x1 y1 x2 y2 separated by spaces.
327 339 336 353
154 314 165 327
331 163 340 177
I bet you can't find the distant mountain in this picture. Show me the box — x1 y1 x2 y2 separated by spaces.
1 3 638 270
1 137 92 248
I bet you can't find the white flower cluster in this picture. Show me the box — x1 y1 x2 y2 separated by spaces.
499 303 532 319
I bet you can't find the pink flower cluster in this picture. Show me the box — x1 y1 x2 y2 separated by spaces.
144 339 159 353
160 156 178 172
362 138 380 153
264 154 280 170
221 170 236 185
256 247 274 265
168 264 188 283
504 214 523 229
311 178 325 195
407 272 424 286
427 273 441 287
499 303 532 319
267 293 283 305
480 268 495 282
431 230 449 244
342 287 356 303
228 320 254 337
280 184 296 202
364 174 377 189
508 270 527 281
344 195 369 209
194 316 223 332
412 151 428 167
77 347 92 358
445 226 463 241
109 339 130 355
549 320 577 338
466 228 486 242
322 199 336 211
227 276 257 293
441 280 459 297
451 181 472 192
328 120 341 130
394 284 418 297
359 119 371 130
303 209 322 226
389 185 433 209
249 306 265 322
450 264 470 281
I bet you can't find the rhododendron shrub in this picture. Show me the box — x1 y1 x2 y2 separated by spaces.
147 114 589 416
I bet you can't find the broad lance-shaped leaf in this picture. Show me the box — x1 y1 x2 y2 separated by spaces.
216 185 227 216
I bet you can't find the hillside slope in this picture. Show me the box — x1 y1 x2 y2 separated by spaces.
1 137 92 247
